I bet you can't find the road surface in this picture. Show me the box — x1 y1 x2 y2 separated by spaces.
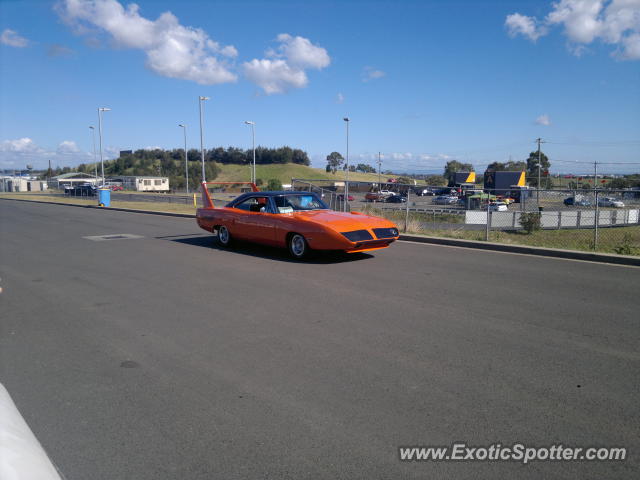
1 200 638 479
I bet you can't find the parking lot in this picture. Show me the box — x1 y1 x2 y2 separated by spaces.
2 200 639 479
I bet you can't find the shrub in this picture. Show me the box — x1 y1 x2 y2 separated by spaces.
519 212 542 234
266 178 283 191
613 234 640 256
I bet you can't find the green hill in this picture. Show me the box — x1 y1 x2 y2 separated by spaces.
216 163 391 185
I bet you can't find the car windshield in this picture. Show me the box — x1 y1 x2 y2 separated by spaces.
273 194 328 213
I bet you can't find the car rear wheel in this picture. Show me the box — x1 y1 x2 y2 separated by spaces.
217 225 232 247
288 233 308 259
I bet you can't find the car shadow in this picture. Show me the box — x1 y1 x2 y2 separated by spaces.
157 234 375 264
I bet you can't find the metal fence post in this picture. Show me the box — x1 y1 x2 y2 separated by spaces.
485 199 490 241
594 189 599 251
404 190 410 233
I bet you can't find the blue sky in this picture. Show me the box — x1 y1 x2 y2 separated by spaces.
1 0 639 174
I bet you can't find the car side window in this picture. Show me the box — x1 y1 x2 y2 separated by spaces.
234 197 269 212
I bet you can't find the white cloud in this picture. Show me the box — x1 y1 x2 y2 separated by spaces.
56 0 237 84
57 140 81 154
1 138 46 154
536 114 552 126
362 66 386 82
0 137 111 169
506 0 640 60
243 59 308 94
1 29 29 48
243 33 330 94
350 152 453 171
336 93 345 103
274 33 330 69
505 13 547 41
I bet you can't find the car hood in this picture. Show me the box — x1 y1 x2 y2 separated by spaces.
292 210 394 231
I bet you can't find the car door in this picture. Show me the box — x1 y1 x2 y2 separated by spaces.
231 196 275 243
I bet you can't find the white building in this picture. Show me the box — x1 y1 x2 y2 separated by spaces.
110 176 170 192
0 176 48 192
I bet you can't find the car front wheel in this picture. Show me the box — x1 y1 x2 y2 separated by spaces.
217 225 232 247
288 233 308 259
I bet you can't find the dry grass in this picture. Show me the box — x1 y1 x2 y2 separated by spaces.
1 193 197 215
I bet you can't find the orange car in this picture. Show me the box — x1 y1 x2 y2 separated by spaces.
196 182 399 258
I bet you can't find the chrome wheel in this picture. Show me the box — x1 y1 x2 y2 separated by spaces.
289 234 307 259
217 225 231 246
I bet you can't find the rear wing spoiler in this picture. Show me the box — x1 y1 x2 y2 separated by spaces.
200 181 259 208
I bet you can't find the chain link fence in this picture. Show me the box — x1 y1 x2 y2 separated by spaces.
292 179 640 256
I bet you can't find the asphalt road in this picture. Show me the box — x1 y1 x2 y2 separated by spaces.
1 200 638 480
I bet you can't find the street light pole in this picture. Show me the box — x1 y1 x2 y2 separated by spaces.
199 96 210 183
343 117 350 212
98 107 110 187
244 121 256 184
179 124 188 193
378 151 382 188
89 126 97 184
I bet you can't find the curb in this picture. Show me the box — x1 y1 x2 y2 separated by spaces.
399 234 640 267
3 197 638 266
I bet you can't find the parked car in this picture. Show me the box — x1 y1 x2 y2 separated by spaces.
65 184 96 196
488 202 508 212
414 187 435 196
385 195 407 203
434 195 459 205
110 185 124 191
336 194 355 201
598 197 625 208
564 196 592 207
495 195 515 205
196 184 400 258
365 191 394 202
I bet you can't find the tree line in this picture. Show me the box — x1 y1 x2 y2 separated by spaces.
59 146 310 190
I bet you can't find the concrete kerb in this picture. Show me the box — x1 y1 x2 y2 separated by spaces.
400 233 640 267
3 197 639 266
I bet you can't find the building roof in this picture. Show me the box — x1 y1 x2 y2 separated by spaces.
52 172 97 180
110 176 168 180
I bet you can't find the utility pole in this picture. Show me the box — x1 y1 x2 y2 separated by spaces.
89 126 97 183
179 124 188 193
378 152 382 189
199 96 210 183
536 137 545 205
343 117 350 212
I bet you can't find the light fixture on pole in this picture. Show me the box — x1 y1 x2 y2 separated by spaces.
343 117 350 212
179 124 189 193
199 96 210 183
98 107 110 187
244 121 256 184
89 126 97 184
